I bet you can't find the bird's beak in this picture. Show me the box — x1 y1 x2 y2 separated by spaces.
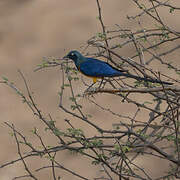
63 55 68 59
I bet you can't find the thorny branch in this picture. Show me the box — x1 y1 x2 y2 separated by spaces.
1 0 180 180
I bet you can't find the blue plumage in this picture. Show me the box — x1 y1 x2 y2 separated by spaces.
63 50 172 85
79 58 124 77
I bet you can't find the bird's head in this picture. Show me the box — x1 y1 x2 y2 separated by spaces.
63 50 83 63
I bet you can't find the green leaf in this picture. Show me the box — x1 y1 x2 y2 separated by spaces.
64 84 70 87
68 76 73 81
69 97 76 102
92 160 100 165
67 128 84 137
2 76 8 82
96 16 100 20
114 144 120 152
31 127 37 134
169 7 175 13
122 146 131 153
143 101 153 105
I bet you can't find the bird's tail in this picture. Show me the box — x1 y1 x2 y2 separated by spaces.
121 73 173 85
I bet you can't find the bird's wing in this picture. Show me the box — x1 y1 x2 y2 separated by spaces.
79 58 122 77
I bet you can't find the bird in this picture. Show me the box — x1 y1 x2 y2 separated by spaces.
63 50 172 85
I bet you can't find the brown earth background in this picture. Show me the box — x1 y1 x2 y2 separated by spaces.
1 0 180 179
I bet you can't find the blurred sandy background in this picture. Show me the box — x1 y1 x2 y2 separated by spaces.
0 0 180 179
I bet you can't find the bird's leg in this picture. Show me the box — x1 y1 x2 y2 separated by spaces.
83 82 97 97
87 82 96 90
84 81 96 93
98 78 104 89
84 77 103 97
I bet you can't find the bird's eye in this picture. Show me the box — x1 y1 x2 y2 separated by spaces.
71 53 74 56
